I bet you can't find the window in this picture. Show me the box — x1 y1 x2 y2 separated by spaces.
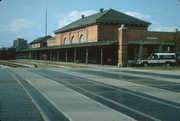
80 35 85 43
151 55 158 60
64 38 68 45
160 55 175 59
71 37 76 44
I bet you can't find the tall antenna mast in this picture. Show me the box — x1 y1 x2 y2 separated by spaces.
45 4 48 36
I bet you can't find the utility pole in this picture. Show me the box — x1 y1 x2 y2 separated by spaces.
45 6 47 37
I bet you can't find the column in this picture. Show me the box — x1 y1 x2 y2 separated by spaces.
86 48 89 64
44 51 46 60
158 44 163 52
138 44 143 60
35 52 37 60
40 51 42 60
32 52 34 59
43 51 45 60
74 49 77 63
50 50 53 61
65 49 68 62
100 48 103 65
57 50 60 61
45 51 48 60
29 52 32 59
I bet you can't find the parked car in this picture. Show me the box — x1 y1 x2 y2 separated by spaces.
128 53 176 67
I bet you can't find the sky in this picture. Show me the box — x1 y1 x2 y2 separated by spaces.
0 0 180 47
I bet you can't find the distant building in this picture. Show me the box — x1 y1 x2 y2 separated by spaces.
29 35 52 48
0 47 16 60
13 38 27 50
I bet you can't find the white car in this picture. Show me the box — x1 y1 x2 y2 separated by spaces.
129 53 176 67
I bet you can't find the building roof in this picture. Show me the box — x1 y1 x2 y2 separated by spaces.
47 37 55 43
54 9 151 34
20 40 118 51
14 38 27 42
29 35 52 44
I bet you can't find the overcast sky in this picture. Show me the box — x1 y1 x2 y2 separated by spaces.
0 0 180 47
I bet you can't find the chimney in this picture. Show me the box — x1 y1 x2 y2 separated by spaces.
81 15 85 19
119 24 128 30
173 28 178 32
99 8 104 12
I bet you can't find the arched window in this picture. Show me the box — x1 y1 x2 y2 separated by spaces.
79 35 85 43
64 38 68 45
71 37 76 44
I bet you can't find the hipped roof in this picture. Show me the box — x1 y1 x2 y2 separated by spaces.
54 9 151 34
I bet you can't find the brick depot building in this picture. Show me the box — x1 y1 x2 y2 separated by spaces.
21 8 180 66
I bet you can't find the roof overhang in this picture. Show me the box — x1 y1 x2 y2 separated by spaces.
127 40 175 45
19 40 118 52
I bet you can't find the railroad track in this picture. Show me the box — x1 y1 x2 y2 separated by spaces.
0 60 28 68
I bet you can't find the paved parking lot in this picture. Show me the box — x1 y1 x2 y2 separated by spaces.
0 67 180 121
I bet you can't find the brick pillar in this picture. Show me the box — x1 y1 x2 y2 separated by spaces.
175 31 180 52
118 25 128 67
118 45 128 66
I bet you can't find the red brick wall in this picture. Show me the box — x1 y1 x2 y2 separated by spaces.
53 24 147 47
98 24 147 41
98 25 119 41
126 30 176 43
53 25 98 46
